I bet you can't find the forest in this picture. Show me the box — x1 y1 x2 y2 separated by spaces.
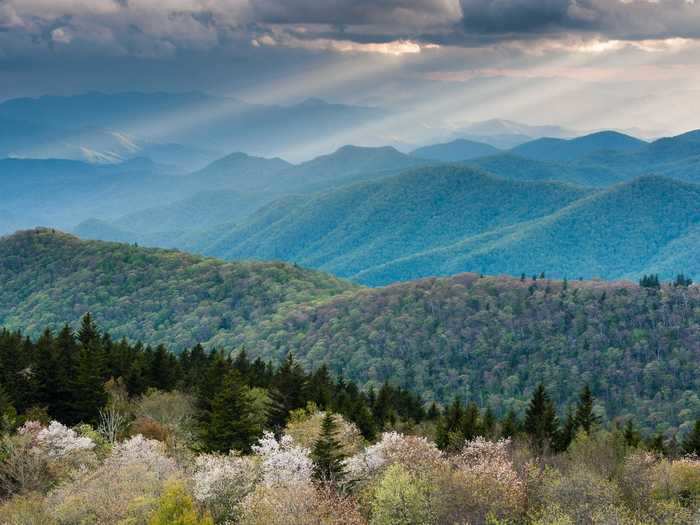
3 229 700 437
0 316 699 524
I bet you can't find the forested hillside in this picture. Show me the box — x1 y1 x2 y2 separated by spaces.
2 230 699 434
0 229 354 349
196 166 591 278
189 170 700 285
358 176 700 284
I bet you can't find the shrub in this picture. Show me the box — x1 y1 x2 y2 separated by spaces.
191 452 258 523
345 432 442 482
0 493 55 524
240 481 365 525
149 479 213 525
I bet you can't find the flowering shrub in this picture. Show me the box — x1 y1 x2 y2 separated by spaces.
345 432 443 481
192 452 259 524
107 434 177 480
240 481 365 525
251 432 312 485
36 421 95 458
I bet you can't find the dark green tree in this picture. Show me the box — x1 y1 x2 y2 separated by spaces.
311 412 347 483
267 353 309 429
524 384 559 455
682 420 700 456
573 385 600 433
203 370 259 453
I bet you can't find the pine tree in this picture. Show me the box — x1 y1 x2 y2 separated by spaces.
556 407 576 452
573 385 600 433
460 401 481 441
501 410 520 439
623 420 641 448
267 353 308 429
311 412 347 483
0 382 16 433
203 370 258 453
682 420 700 456
524 384 559 455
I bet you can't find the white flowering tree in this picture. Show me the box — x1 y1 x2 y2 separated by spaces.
192 452 259 524
251 431 312 485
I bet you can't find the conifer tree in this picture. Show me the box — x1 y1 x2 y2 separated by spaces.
501 410 520 439
311 412 347 483
682 420 700 456
524 384 559 455
460 401 481 441
203 370 258 453
268 353 308 429
556 407 576 452
623 420 641 448
573 385 599 433
0 382 16 433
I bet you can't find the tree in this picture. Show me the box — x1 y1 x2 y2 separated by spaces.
311 412 347 483
203 370 259 453
0 382 16 433
682 420 700 456
149 480 214 525
524 384 558 455
573 385 600 433
674 274 693 287
267 353 308 429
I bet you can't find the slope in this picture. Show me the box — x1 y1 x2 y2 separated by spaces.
357 176 700 285
0 229 355 349
199 166 591 278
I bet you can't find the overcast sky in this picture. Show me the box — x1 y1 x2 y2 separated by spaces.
1 0 699 135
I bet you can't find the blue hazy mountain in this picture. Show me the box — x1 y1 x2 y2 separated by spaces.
0 92 386 163
411 139 501 162
510 131 647 162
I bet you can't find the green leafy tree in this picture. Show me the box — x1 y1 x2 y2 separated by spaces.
149 480 213 525
311 412 348 483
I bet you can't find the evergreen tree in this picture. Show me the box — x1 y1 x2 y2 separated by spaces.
623 420 642 448
501 410 520 439
682 420 700 456
556 407 576 452
311 412 347 483
267 353 308 429
203 370 259 453
460 401 481 441
573 385 600 433
0 382 16 433
524 384 559 455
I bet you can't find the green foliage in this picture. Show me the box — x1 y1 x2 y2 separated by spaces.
201 371 260 453
524 384 559 455
0 229 354 350
683 420 700 456
311 412 347 483
148 480 213 525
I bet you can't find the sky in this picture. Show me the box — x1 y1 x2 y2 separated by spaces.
1 0 700 136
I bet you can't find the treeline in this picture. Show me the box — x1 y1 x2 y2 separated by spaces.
0 314 425 448
2 315 699 457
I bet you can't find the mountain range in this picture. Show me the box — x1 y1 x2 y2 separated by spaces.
1 228 698 434
62 128 700 285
